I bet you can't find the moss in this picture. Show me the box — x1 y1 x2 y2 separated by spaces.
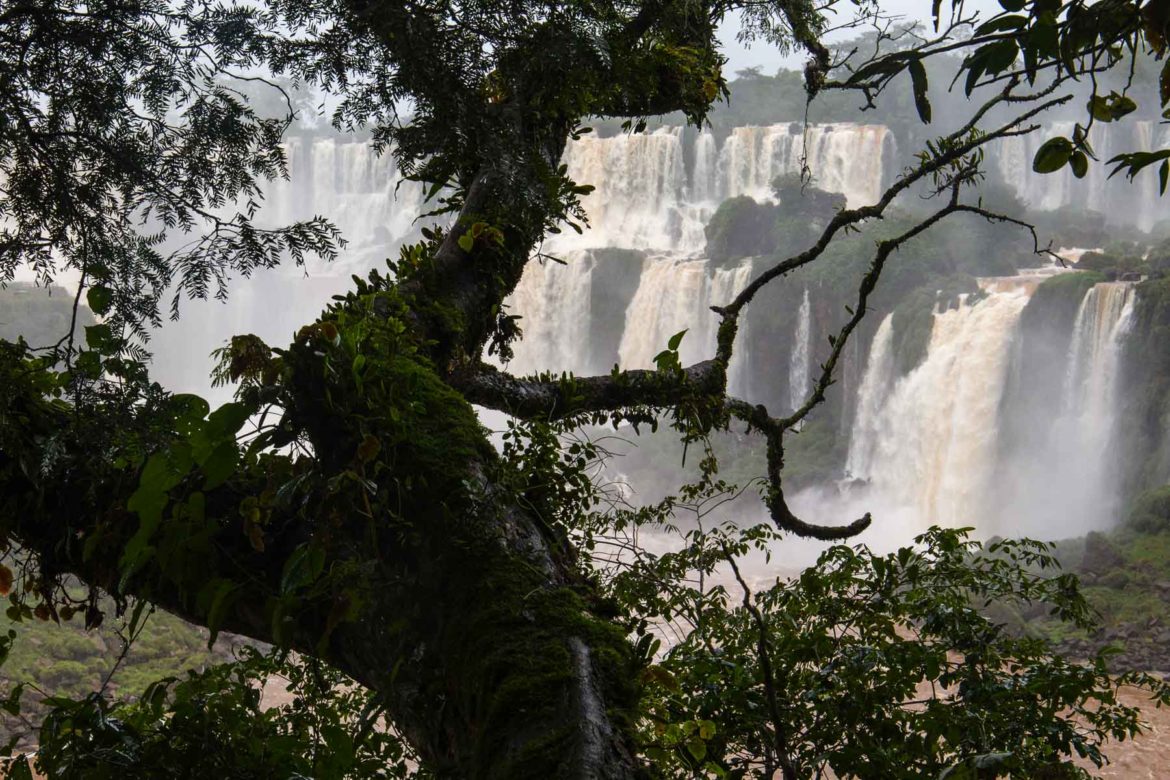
287 286 644 777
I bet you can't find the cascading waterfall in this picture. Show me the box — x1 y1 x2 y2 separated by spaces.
265 137 429 271
992 282 1138 537
845 313 895 480
140 116 1158 540
993 121 1170 231
788 289 812 413
618 257 754 394
845 286 1032 530
717 124 892 207
558 127 709 253
502 250 597 376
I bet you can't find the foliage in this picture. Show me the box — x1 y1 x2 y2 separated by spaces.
15 647 421 780
704 197 780 265
0 0 341 337
611 522 1168 778
1126 485 1170 534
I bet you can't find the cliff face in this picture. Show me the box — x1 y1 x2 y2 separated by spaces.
1119 278 1170 500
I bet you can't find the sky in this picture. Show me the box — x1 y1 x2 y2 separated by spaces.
717 0 1003 74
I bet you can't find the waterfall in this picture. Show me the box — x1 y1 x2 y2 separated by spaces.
716 124 892 207
788 289 812 413
846 287 1031 528
558 127 709 253
148 136 430 397
618 257 754 394
503 250 598 376
263 136 428 272
845 313 895 480
992 282 1137 537
992 121 1168 231
690 132 719 203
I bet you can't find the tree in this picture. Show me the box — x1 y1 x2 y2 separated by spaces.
1 0 1169 777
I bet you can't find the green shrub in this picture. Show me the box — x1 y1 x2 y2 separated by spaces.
1126 485 1170 534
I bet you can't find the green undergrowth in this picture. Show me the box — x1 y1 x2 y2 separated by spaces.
0 589 237 746
1001 492 1170 653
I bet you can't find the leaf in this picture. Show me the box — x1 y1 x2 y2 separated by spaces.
457 232 474 253
281 544 326 594
1032 136 1073 173
998 0 1026 10
667 329 688 351
84 323 113 351
356 434 381 463
1088 94 1113 122
1161 160 1169 195
909 59 932 124
201 441 239 490
75 350 101 378
86 285 113 315
206 402 250 439
204 578 239 648
1112 94 1138 119
0 566 13 598
1070 150 1089 179
686 736 707 761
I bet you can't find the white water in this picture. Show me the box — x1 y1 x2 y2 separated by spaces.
845 313 895 480
993 121 1170 231
788 289 812 413
844 287 1031 531
718 124 892 208
993 282 1138 537
131 118 1157 545
502 250 598 376
618 257 754 394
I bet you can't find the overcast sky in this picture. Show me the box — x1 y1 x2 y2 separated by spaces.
717 0 1002 74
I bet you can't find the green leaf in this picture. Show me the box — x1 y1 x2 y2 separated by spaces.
685 736 707 761
1161 59 1170 107
84 323 113 351
206 402 250 439
1161 160 1169 195
998 0 1026 10
1112 94 1138 119
75 350 101 378
1070 150 1089 179
202 441 239 490
457 232 474 253
909 59 932 123
1032 136 1073 173
281 544 326 594
667 329 687 351
202 578 239 647
1087 94 1113 122
86 285 113 315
